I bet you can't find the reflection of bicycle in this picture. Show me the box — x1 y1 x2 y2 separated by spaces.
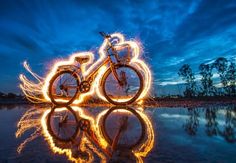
48 32 144 106
47 106 146 156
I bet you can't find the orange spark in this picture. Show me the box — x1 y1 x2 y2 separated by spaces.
19 32 152 105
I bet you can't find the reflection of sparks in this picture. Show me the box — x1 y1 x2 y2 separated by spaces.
95 107 155 162
16 107 107 162
15 107 44 153
19 32 152 104
41 107 109 162
133 111 155 163
16 106 154 162
41 108 94 163
18 32 153 161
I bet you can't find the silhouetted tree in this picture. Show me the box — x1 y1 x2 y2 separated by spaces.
199 63 216 96
205 107 218 136
7 93 17 98
183 108 199 135
0 92 5 98
218 106 236 143
213 57 228 95
226 61 236 96
178 64 197 97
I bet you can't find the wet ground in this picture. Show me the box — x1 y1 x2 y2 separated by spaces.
0 104 236 162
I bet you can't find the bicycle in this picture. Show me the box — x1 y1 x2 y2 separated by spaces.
48 32 144 106
46 106 146 157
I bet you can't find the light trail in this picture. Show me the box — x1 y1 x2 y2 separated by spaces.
40 107 106 163
95 107 155 162
15 107 44 153
17 32 154 162
19 32 152 105
16 106 155 162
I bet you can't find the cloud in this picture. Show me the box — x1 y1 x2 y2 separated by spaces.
0 0 236 94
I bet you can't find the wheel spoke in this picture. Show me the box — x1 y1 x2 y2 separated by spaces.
49 71 79 105
103 65 143 104
48 108 78 142
102 107 145 149
57 126 61 136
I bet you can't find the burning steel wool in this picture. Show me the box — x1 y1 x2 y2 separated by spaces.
17 32 154 162
19 32 152 105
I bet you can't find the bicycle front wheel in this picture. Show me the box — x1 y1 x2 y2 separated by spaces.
101 106 146 150
101 64 143 105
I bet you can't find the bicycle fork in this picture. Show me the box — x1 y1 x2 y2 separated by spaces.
110 64 127 87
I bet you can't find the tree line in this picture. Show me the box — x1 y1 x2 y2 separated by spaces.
0 92 23 99
178 57 236 97
183 105 236 143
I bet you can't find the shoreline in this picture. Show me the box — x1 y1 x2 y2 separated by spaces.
0 97 235 108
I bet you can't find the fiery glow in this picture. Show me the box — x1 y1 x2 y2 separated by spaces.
19 61 46 103
41 106 154 162
133 111 155 163
41 107 107 162
19 32 152 104
15 107 44 153
95 107 155 163
18 33 154 161
16 106 155 162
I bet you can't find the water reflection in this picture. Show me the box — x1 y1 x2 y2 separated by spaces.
183 108 200 135
0 104 28 110
183 105 236 143
16 106 44 153
13 104 236 162
16 105 155 162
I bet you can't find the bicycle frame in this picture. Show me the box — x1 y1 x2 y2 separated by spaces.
82 49 121 85
61 48 122 91
82 122 126 158
77 115 128 158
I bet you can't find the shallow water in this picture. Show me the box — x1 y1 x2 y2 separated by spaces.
0 104 235 162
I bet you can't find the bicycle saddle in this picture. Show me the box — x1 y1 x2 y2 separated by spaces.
75 56 90 64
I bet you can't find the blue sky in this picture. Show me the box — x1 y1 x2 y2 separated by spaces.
0 0 236 94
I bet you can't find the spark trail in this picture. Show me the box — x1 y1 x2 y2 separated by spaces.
19 33 152 105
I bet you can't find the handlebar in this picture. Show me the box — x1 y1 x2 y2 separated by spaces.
99 31 111 39
99 31 117 54
99 32 120 61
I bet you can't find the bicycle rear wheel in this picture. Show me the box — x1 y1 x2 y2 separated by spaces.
48 70 80 106
47 106 79 142
101 106 146 150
